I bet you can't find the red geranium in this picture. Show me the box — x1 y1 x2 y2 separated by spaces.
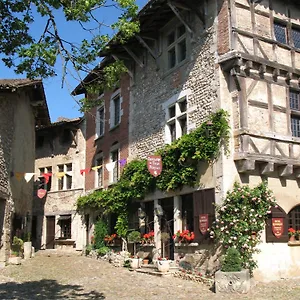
173 230 195 243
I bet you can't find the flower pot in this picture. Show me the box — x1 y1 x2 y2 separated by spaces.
289 235 296 242
130 258 140 269
23 241 32 259
157 260 170 273
143 259 149 265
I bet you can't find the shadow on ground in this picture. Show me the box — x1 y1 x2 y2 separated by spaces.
0 279 105 299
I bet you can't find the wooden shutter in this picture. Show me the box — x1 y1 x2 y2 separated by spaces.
265 206 288 243
193 188 215 243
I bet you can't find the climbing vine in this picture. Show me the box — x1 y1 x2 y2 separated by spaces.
209 181 277 274
77 109 230 237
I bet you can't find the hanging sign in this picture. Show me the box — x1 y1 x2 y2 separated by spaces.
37 189 47 199
147 155 162 177
199 214 209 235
272 217 284 238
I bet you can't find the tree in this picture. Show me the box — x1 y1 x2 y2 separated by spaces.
0 0 139 84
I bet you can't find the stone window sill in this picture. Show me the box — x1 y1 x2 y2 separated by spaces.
141 243 155 247
175 242 199 247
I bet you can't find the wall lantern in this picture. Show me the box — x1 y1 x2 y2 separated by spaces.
138 207 146 219
154 204 164 217
206 120 213 137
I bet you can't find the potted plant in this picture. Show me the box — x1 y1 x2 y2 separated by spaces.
127 231 141 269
172 230 195 245
23 232 32 259
288 228 296 242
142 230 154 245
215 247 250 294
157 257 170 273
9 236 24 265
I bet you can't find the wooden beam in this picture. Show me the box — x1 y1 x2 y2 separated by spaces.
260 162 275 175
236 159 256 173
112 54 134 79
278 164 293 177
294 168 300 178
167 1 193 35
122 46 144 69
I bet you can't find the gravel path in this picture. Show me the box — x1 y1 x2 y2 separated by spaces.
0 251 300 299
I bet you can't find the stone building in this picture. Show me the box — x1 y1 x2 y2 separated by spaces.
33 118 86 251
0 79 50 266
73 70 132 238
93 0 300 281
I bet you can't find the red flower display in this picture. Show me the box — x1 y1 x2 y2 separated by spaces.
142 231 154 244
173 230 195 243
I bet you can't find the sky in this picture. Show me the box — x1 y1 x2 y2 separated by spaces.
0 0 148 122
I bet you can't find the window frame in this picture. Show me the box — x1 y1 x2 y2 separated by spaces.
95 105 105 139
57 163 73 191
109 89 122 130
289 89 300 138
161 16 191 73
95 153 104 189
39 166 52 191
273 20 300 49
59 215 72 239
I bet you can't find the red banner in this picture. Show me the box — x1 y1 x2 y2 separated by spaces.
199 214 209 235
37 189 47 199
272 217 284 238
147 155 162 177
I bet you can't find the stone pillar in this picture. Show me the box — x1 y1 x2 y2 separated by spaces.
173 196 182 233
154 199 161 259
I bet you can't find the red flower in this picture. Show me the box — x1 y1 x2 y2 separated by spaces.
288 228 296 233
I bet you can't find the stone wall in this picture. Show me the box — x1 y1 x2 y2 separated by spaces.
129 7 219 159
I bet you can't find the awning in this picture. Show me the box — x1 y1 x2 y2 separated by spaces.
57 215 71 221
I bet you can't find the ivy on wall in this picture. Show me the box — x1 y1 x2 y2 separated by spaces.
77 109 230 237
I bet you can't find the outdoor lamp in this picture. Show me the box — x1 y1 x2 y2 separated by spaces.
205 120 213 137
138 207 146 219
154 204 164 217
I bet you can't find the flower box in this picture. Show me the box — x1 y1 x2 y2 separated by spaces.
175 242 199 247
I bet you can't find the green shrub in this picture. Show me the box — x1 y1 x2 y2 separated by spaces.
94 219 108 249
221 247 242 272
127 231 141 243
85 244 93 256
97 246 109 256
11 236 24 256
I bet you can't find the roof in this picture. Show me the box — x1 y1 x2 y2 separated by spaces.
0 78 51 127
36 117 83 131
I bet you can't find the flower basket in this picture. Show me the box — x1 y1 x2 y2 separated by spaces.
173 230 195 244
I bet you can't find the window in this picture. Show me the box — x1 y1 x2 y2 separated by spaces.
58 215 71 239
95 155 103 188
60 129 72 145
57 164 73 190
274 22 287 44
111 149 119 183
110 93 121 128
181 194 194 232
288 205 300 231
39 167 52 191
96 106 105 138
166 97 187 143
164 24 187 70
289 90 300 137
274 21 300 49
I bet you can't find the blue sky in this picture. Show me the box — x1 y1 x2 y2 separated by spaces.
0 1 148 122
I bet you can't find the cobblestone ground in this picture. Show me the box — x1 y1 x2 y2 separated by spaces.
0 251 300 299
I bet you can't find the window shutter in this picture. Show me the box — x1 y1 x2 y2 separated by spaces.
265 206 288 243
193 188 215 243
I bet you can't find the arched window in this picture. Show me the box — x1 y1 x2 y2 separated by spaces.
288 205 300 230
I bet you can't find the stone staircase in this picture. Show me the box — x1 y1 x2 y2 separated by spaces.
134 261 179 277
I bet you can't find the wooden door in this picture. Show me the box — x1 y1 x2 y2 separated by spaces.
46 216 55 249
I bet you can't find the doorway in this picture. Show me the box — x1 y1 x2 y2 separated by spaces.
159 197 174 260
46 216 55 249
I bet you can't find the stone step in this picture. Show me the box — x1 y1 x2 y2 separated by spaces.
134 268 173 277
141 264 179 272
36 249 82 257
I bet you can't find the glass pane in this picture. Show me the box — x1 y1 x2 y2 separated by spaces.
169 123 176 142
179 98 187 113
291 117 300 137
58 165 64 172
168 105 175 118
274 22 287 44
66 164 72 172
177 25 186 38
113 96 120 126
292 28 300 49
58 178 63 190
179 116 187 136
168 47 176 69
66 175 72 189
99 107 105 135
178 39 187 62
290 90 300 111
167 31 175 46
